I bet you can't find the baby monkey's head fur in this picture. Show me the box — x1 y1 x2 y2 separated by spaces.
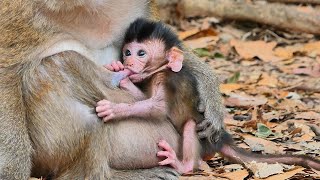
123 18 182 51
121 18 184 76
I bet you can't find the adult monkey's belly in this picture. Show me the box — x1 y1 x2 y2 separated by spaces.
108 119 180 169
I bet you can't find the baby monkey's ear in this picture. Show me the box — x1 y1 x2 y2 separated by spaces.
166 47 184 72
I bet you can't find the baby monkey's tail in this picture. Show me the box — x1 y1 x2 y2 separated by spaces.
216 132 320 170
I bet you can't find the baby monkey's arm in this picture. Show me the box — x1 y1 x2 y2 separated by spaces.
105 61 146 100
97 62 166 122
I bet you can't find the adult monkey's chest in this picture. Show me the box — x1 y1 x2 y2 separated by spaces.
38 0 151 65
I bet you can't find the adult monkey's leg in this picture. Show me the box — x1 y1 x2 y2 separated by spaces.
0 68 33 179
111 167 179 180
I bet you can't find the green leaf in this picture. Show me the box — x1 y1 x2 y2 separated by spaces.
194 48 212 57
213 52 224 58
227 71 240 83
255 123 273 138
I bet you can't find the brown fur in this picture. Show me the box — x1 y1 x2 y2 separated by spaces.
0 0 225 179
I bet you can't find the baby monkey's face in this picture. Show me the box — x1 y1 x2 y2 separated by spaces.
122 40 166 74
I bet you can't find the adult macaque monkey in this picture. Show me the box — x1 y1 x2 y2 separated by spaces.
0 0 224 179
99 18 320 173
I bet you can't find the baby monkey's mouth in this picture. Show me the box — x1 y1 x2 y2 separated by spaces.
121 68 135 76
124 66 140 74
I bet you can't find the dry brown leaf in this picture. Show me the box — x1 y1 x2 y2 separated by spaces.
264 167 305 180
275 90 290 99
178 28 200 40
312 168 320 177
274 99 308 111
220 83 244 95
274 45 302 59
242 134 284 154
262 111 282 121
245 86 276 97
242 71 262 84
181 172 228 180
292 130 313 142
303 41 320 56
221 169 249 180
185 28 218 40
220 25 246 39
224 115 245 127
230 40 282 62
274 41 320 59
295 111 320 120
219 43 232 56
184 36 218 49
243 120 258 129
180 176 221 180
273 120 315 141
293 64 320 77
223 164 244 172
257 73 278 88
246 162 285 178
300 141 320 153
224 93 268 107
278 52 318 79
291 78 320 92
237 143 251 150
283 143 304 152
289 127 302 137
198 161 212 172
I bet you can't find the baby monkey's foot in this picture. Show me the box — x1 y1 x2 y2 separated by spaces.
157 140 194 174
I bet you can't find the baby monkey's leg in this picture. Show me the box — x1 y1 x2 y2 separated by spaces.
157 120 200 174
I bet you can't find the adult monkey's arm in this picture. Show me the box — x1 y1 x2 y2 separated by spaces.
183 50 224 142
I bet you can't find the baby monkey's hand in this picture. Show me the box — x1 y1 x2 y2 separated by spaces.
104 61 125 72
105 61 133 87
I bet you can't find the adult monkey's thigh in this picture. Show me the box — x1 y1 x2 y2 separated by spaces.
0 70 32 179
25 51 181 179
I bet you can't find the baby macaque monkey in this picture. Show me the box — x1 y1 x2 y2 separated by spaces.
96 18 203 174
97 18 320 173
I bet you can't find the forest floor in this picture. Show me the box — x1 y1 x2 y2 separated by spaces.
173 15 320 180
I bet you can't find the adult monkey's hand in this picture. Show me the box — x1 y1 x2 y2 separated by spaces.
183 50 225 142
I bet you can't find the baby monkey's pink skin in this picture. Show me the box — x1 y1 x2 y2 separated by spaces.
97 40 182 122
157 120 198 174
96 40 199 174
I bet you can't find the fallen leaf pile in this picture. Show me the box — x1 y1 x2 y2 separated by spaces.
177 15 320 180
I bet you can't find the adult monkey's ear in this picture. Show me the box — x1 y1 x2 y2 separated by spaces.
166 47 184 72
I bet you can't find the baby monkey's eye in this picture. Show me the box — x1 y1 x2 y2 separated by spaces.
137 50 146 57
124 49 131 56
